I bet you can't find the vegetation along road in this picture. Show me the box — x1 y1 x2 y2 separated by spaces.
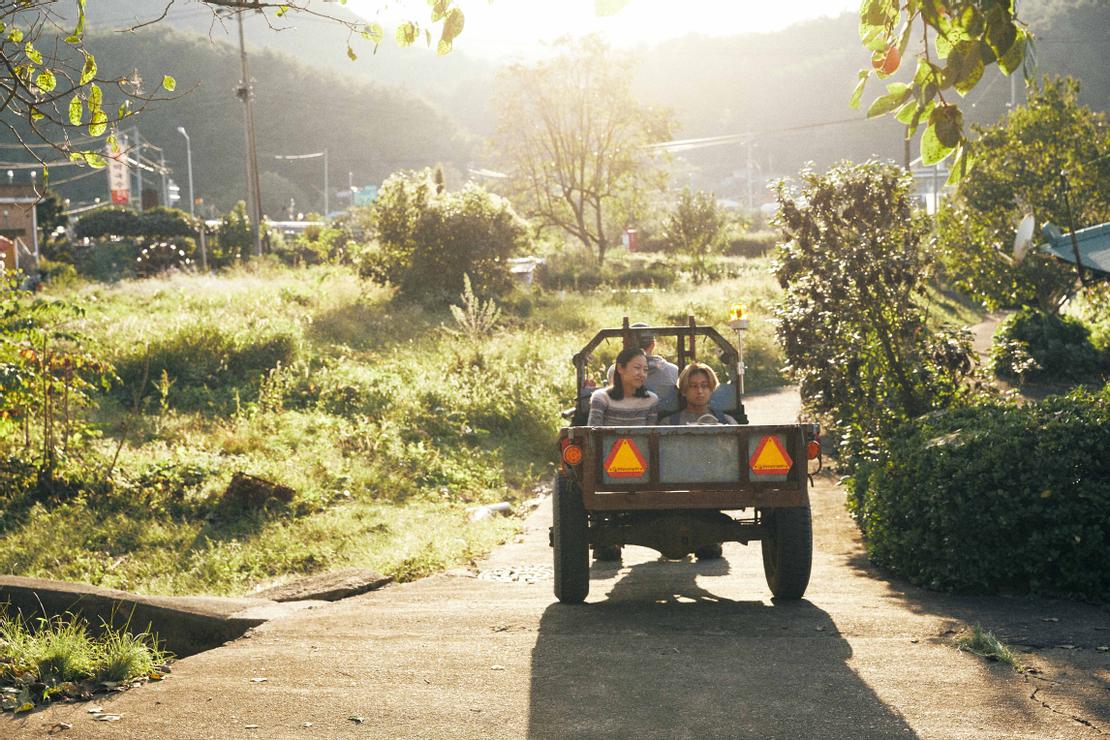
16 388 1108 739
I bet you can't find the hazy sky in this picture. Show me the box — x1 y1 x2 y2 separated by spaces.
348 0 857 59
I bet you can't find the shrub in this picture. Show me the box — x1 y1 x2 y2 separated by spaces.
138 206 198 240
74 207 140 239
362 170 530 303
990 306 1103 383
723 230 777 258
848 385 1110 600
113 322 299 411
773 161 975 469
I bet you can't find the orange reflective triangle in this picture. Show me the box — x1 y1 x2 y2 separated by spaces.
604 438 647 478
750 435 793 475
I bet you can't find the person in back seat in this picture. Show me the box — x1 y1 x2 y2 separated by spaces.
663 363 737 425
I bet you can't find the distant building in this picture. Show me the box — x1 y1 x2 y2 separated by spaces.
0 184 39 272
909 161 952 214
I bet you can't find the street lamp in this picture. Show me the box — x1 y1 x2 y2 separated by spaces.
176 126 195 217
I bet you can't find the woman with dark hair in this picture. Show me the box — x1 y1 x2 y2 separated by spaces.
587 346 659 426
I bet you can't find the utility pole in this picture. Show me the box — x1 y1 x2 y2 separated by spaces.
160 150 168 207
323 147 329 216
237 12 263 257
131 126 143 209
745 132 753 211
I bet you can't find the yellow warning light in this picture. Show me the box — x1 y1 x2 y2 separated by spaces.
727 302 749 330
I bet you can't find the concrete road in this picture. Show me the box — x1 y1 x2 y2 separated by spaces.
13 389 1109 738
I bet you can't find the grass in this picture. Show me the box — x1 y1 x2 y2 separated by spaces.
0 608 169 712
956 625 1023 671
0 256 815 597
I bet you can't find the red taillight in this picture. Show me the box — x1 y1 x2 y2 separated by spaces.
806 440 821 460
562 444 583 466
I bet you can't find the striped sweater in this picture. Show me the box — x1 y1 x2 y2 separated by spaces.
587 388 659 426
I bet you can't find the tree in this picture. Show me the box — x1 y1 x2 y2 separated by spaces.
663 188 724 283
0 1 467 169
850 0 1032 181
773 161 974 467
935 77 1110 312
493 37 673 266
363 169 530 303
35 189 66 242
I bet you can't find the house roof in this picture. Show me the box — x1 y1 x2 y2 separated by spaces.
1039 221 1110 276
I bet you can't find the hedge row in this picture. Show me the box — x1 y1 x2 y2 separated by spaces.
848 385 1110 600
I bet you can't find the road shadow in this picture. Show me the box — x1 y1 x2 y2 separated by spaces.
528 559 917 739
842 550 1110 733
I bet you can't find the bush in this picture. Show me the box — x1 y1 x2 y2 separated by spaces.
361 170 530 303
536 249 676 291
990 306 1104 383
723 230 777 258
74 207 140 240
848 386 1110 600
113 322 300 411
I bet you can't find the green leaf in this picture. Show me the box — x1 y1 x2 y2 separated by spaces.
596 0 631 16
24 42 42 65
430 0 450 22
921 123 955 165
80 53 96 85
442 8 464 43
437 38 452 56
89 83 102 111
347 45 357 61
162 75 176 92
947 39 984 95
70 151 107 168
117 100 132 119
945 145 973 186
998 29 1026 75
930 104 963 148
8 27 24 44
395 21 418 47
984 6 1018 59
30 107 43 121
866 82 911 119
35 69 56 93
275 5 288 17
849 70 870 109
68 96 83 126
88 109 108 137
66 0 86 43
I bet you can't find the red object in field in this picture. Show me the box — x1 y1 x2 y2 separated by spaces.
807 440 821 460
625 228 638 252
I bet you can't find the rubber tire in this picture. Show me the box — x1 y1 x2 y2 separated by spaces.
695 543 723 560
761 506 813 600
553 473 589 604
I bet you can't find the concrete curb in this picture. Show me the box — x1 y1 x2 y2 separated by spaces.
0 576 326 657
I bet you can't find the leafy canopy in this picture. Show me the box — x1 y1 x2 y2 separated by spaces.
773 161 975 467
493 36 673 266
851 0 1033 184
934 77 1110 312
663 188 725 284
0 1 468 172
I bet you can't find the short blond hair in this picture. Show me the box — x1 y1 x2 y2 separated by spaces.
677 362 719 394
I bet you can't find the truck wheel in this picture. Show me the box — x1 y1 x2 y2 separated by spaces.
553 473 589 604
761 506 812 600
